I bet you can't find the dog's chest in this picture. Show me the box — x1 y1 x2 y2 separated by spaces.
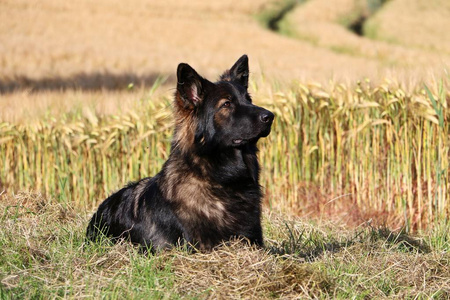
168 173 257 225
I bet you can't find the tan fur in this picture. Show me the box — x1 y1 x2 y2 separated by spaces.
175 177 227 223
172 93 197 154
214 98 232 126
160 159 230 230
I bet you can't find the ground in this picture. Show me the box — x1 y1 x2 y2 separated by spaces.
1 192 449 298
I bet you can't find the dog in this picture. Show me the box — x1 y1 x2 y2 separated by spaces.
86 55 274 252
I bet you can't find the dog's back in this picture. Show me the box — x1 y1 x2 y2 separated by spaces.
87 55 274 251
86 176 185 249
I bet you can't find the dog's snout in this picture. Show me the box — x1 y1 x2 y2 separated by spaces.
260 111 274 123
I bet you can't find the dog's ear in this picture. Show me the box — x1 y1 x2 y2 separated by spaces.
177 63 205 108
223 54 249 89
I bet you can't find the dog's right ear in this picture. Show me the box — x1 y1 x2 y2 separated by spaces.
176 63 205 108
228 55 249 88
220 55 249 89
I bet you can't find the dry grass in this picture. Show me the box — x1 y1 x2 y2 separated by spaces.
1 191 449 299
170 242 331 299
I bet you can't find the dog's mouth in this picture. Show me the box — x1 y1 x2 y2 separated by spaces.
231 137 258 146
232 139 245 145
232 129 272 146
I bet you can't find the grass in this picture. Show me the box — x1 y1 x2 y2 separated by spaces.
0 192 177 299
1 192 449 299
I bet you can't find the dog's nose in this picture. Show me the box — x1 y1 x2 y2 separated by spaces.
260 111 274 123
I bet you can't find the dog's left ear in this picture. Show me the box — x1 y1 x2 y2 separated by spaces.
222 54 249 89
177 63 205 108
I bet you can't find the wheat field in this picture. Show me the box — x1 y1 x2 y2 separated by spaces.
1 78 448 231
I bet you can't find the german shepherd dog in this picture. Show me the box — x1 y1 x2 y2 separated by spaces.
86 55 274 252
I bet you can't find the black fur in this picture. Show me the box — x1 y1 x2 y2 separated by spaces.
86 55 274 252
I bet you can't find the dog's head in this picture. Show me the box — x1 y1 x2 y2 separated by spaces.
174 55 274 153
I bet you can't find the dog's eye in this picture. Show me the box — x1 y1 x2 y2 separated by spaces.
222 101 231 108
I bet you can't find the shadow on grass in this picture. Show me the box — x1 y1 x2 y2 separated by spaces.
269 223 431 261
0 72 175 94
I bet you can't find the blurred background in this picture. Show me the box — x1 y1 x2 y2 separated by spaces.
1 0 449 121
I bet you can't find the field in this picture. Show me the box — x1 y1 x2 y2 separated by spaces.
1 0 450 298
